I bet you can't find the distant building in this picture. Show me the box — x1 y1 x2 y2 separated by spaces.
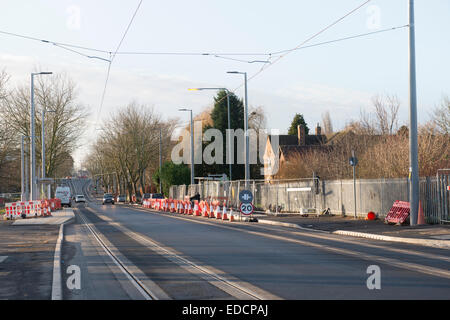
264 124 327 181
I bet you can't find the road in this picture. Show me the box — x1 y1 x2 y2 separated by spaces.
62 178 450 300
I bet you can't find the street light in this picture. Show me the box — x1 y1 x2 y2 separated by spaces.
227 71 249 186
188 87 232 181
30 71 52 200
179 108 194 186
42 108 56 199
21 135 31 201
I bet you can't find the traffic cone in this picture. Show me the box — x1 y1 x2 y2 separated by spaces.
216 205 222 219
222 202 228 220
193 201 200 216
417 200 425 225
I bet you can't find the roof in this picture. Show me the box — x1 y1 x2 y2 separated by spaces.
279 145 332 159
268 134 327 146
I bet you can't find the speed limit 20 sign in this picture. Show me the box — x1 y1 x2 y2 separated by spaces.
239 202 254 215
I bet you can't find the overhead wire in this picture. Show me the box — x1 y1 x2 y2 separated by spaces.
94 0 143 130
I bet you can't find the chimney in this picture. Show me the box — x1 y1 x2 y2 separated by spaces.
315 123 322 135
297 125 306 146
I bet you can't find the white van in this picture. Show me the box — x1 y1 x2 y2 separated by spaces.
55 186 72 207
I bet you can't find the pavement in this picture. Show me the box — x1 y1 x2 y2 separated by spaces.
12 208 75 226
249 213 450 249
0 220 60 299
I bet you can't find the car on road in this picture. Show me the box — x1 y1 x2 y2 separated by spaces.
75 195 86 203
116 194 126 203
102 193 115 205
55 186 72 207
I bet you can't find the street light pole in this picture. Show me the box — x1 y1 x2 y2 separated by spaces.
188 88 232 181
408 0 419 226
159 128 163 193
42 108 56 199
179 108 195 186
30 71 52 200
21 136 25 201
227 71 249 187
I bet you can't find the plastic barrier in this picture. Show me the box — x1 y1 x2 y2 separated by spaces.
384 200 410 224
193 201 200 216
214 202 222 219
222 201 228 221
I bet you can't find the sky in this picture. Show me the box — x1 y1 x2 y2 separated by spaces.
0 0 449 169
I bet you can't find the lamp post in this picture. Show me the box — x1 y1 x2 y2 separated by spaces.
179 108 194 186
21 135 31 201
188 87 232 181
159 127 163 193
30 71 52 200
42 108 56 199
227 71 249 186
408 0 419 226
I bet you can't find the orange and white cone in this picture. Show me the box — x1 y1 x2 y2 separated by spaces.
417 200 425 225
222 202 228 220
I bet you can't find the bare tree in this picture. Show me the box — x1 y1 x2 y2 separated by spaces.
372 94 400 135
0 72 88 179
86 102 176 198
430 96 450 135
321 110 333 135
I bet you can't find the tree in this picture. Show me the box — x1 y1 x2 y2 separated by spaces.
153 161 190 196
85 102 176 198
430 96 450 134
198 90 245 179
321 111 333 135
0 72 88 179
287 113 309 135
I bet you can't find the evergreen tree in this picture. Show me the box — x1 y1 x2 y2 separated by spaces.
288 113 309 135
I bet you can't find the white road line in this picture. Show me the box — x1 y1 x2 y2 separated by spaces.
51 224 64 300
129 207 450 280
85 206 281 300
77 210 170 300
135 207 450 262
0 256 7 263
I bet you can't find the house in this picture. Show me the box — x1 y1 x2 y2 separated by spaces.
264 124 327 181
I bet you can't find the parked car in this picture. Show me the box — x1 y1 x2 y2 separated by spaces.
140 193 164 204
116 194 126 203
102 193 115 205
75 195 86 203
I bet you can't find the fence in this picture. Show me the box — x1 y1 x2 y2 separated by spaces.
170 173 450 223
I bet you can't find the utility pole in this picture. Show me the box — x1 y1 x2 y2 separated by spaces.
21 136 25 201
159 128 162 193
30 71 52 200
408 0 419 226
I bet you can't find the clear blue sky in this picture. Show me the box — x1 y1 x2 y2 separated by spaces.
1 0 449 167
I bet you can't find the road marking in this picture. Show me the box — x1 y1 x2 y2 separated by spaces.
51 224 64 300
134 207 450 262
127 207 450 280
77 210 170 300
0 256 7 263
84 206 281 300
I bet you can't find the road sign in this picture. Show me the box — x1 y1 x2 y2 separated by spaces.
239 202 254 215
239 190 253 203
349 156 358 166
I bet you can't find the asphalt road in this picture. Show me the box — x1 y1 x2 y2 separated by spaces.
63 178 450 300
